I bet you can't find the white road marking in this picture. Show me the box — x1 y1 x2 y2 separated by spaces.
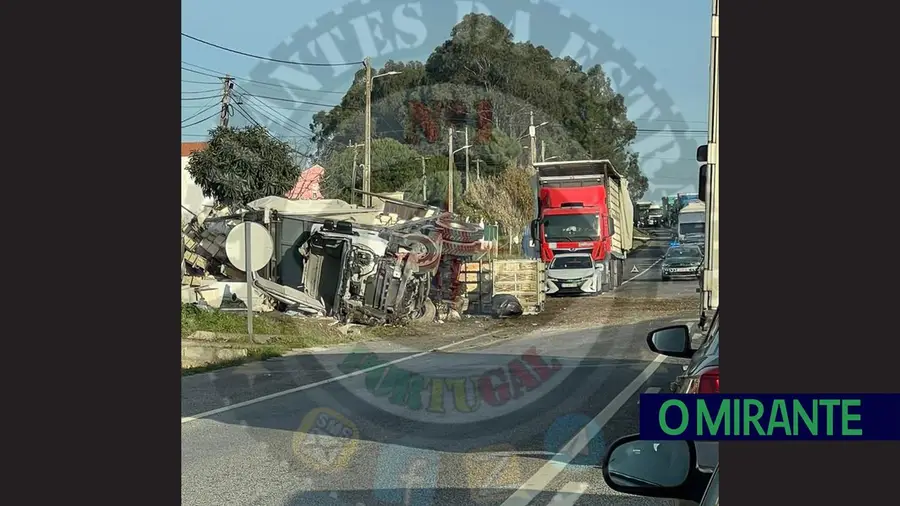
637 386 661 404
500 354 668 506
548 482 589 506
621 258 663 285
181 333 491 424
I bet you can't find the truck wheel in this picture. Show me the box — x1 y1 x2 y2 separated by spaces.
411 299 436 322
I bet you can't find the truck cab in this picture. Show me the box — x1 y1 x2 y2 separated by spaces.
529 160 634 292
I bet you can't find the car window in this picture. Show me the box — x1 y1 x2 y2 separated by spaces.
699 466 719 506
550 256 593 269
666 247 702 258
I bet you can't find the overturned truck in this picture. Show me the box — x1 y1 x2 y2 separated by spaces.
297 219 441 325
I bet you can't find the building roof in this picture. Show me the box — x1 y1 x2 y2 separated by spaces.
181 142 208 157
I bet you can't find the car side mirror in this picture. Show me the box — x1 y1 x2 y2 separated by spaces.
646 325 693 358
602 434 702 501
530 219 540 243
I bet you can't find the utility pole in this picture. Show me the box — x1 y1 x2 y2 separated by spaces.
351 140 359 206
464 126 471 192
219 75 234 127
541 140 546 162
363 57 373 208
475 159 481 180
447 128 454 213
528 110 537 169
421 156 428 201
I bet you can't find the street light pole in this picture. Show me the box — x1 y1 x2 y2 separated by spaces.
448 128 454 213
529 111 537 169
362 59 402 208
364 57 373 208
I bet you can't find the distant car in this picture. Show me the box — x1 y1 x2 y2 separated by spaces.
545 253 600 295
682 232 705 253
661 245 703 281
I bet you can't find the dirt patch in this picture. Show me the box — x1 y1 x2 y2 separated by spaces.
368 293 698 350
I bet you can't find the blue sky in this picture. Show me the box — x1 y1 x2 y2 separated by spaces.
182 0 711 201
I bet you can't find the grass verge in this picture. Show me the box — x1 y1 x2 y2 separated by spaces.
181 304 373 373
181 346 283 376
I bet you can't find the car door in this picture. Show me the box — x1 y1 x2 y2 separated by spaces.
672 310 719 392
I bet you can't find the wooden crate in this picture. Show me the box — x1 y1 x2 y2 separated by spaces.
490 259 545 315
453 259 545 315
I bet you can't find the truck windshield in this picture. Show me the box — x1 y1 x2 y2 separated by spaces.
543 214 599 241
679 222 705 235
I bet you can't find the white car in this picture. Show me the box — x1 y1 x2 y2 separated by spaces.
546 253 601 295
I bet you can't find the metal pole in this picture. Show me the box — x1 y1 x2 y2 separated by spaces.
243 213 254 341
350 140 357 206
464 126 470 192
364 57 373 208
422 156 427 201
529 111 537 169
447 128 454 213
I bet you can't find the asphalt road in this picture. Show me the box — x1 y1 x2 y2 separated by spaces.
182 229 699 506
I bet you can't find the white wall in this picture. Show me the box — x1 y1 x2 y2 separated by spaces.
181 156 214 223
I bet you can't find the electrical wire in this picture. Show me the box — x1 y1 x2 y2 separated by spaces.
182 88 221 94
235 92 337 108
235 84 316 134
183 78 221 85
182 94 221 101
182 60 348 95
182 109 221 129
182 32 364 66
182 66 221 79
182 101 221 124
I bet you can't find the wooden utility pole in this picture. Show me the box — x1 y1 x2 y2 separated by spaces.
421 156 428 201
447 128 454 213
464 127 471 191
219 75 234 127
363 57 373 208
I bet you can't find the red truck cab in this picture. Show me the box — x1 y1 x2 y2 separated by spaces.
530 160 631 291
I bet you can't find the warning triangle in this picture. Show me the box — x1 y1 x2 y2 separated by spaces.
631 265 639 273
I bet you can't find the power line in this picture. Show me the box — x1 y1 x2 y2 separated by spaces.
182 101 220 124
181 32 364 66
182 60 348 95
181 66 221 79
182 109 221 129
234 84 316 134
242 93 337 108
182 94 221 101
182 78 221 85
181 88 220 94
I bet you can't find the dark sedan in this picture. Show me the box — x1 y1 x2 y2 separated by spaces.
661 245 704 281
